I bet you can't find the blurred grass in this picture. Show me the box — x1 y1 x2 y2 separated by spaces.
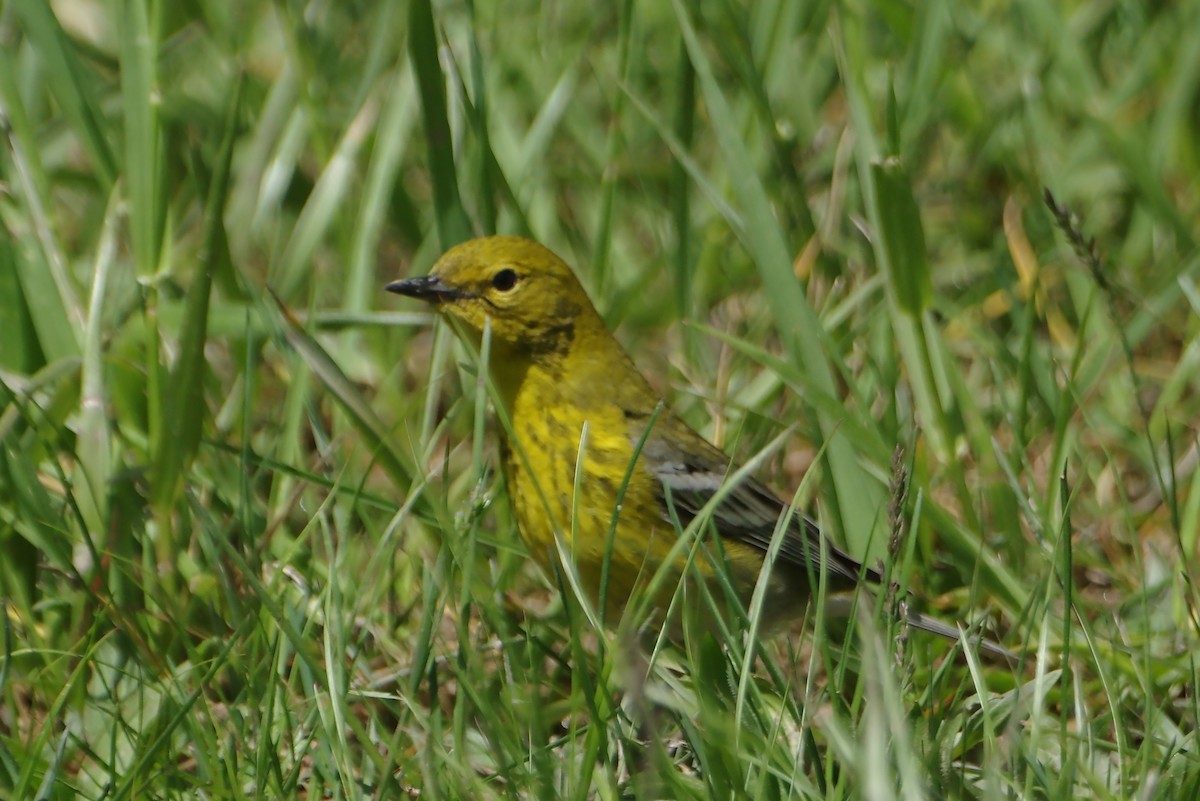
1 0 1199 799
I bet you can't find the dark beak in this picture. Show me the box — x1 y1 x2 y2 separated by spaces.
385 275 472 302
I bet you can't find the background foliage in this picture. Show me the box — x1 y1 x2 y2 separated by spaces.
1 0 1198 798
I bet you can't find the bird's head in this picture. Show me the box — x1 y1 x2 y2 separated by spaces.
387 236 598 358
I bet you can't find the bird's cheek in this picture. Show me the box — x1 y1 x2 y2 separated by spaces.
475 313 526 354
445 303 485 334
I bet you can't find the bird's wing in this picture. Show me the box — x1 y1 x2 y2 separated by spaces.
637 417 879 587
625 413 1014 660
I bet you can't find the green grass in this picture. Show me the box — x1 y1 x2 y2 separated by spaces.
2 0 1199 798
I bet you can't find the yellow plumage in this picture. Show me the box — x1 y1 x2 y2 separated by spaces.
388 235 1009 656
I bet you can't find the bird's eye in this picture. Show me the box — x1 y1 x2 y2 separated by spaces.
491 268 518 291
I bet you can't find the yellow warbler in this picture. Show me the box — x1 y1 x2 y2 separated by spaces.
388 235 1007 657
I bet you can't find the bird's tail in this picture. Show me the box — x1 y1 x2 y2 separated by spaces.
900 605 1016 663
822 595 1016 663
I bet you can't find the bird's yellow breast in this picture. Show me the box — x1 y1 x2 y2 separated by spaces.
500 361 694 623
498 356 775 628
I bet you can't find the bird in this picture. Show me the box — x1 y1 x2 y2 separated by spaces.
387 235 1010 659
